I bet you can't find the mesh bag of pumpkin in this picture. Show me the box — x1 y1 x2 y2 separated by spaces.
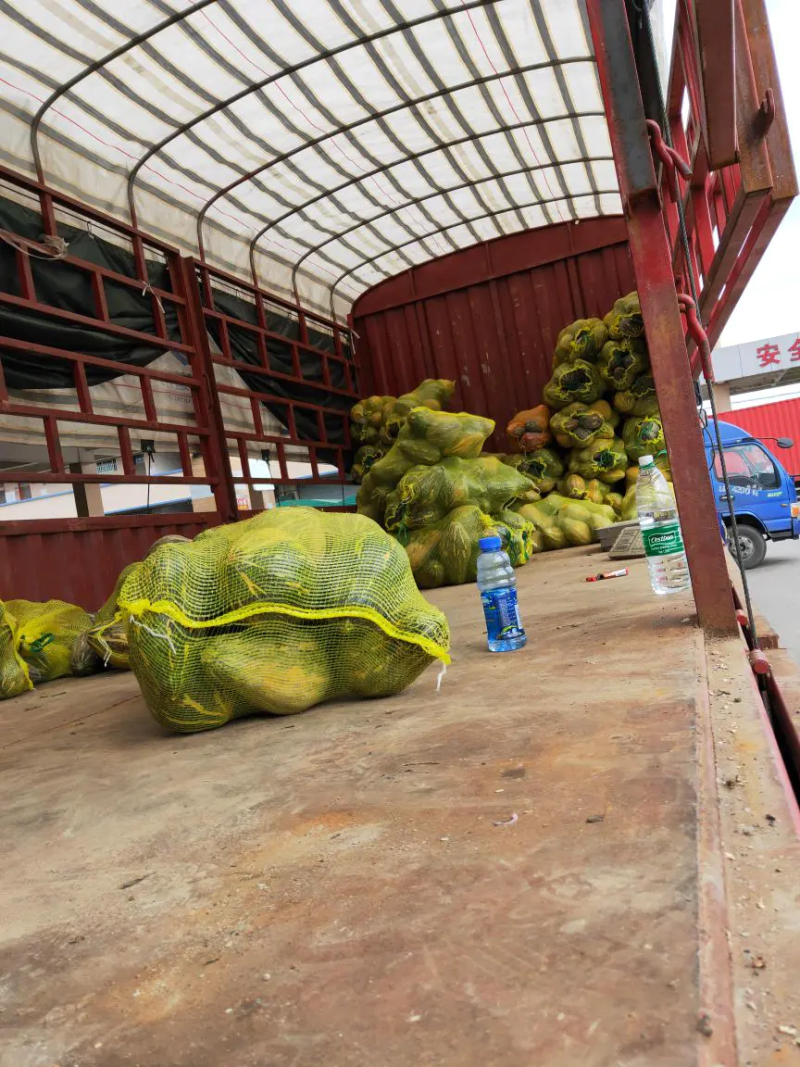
514 493 618 548
117 509 450 733
401 505 541 589
350 379 455 450
0 598 99 700
357 407 495 525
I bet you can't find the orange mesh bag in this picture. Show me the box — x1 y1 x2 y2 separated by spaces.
506 404 551 452
401 505 536 589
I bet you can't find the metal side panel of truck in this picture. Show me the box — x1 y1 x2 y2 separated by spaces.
703 418 800 568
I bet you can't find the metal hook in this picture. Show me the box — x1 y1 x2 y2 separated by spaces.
758 87 775 133
677 291 715 383
646 119 693 181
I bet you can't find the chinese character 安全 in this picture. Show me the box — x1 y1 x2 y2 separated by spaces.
757 343 781 368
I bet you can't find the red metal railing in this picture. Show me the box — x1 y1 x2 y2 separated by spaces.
0 168 358 607
655 0 796 354
188 258 358 506
0 168 228 510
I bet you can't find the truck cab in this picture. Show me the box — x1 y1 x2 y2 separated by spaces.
703 419 799 569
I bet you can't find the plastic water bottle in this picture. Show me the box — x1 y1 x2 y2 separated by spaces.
636 455 691 595
476 535 527 652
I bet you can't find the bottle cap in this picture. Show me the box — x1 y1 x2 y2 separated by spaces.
638 454 654 466
479 535 502 552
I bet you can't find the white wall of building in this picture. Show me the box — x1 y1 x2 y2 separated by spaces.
712 330 800 382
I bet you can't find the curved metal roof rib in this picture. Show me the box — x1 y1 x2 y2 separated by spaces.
1 0 618 321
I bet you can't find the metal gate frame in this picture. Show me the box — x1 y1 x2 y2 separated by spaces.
0 167 358 606
656 0 797 351
186 257 357 519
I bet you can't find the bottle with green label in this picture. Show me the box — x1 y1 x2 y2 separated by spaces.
636 454 691 595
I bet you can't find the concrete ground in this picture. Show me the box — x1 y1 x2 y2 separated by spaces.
1 548 800 1066
749 539 800 666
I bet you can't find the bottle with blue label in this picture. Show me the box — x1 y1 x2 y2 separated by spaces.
476 535 527 652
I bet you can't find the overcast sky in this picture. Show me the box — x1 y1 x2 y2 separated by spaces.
716 0 800 348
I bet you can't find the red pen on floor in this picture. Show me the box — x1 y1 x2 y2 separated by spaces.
586 568 629 583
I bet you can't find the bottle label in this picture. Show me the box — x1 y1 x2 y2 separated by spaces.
642 521 685 558
481 588 525 643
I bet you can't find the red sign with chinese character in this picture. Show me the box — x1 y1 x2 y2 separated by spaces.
756 342 781 368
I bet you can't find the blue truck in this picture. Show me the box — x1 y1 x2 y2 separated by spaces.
702 418 800 569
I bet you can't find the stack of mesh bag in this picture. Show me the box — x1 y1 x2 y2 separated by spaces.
384 455 539 534
386 455 541 588
501 291 671 542
358 407 494 525
118 508 450 733
357 406 541 589
349 379 455 482
603 292 668 483
402 506 537 588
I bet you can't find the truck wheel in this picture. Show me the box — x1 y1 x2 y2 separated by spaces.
727 524 767 570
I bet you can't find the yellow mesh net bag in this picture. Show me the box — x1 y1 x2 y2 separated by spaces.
118 508 451 733
0 599 95 696
85 533 189 665
87 563 140 670
87 536 189 671
604 291 644 340
350 394 395 445
357 407 494 525
402 505 537 589
0 602 32 699
383 455 539 533
382 379 455 441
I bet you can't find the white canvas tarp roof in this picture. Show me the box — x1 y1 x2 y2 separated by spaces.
1 0 620 321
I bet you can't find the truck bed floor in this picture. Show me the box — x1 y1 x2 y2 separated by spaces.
1 548 797 1065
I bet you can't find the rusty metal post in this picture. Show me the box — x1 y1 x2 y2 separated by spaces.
695 0 738 169
587 0 736 634
178 257 239 525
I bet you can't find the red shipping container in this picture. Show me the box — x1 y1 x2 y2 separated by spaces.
719 397 800 479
